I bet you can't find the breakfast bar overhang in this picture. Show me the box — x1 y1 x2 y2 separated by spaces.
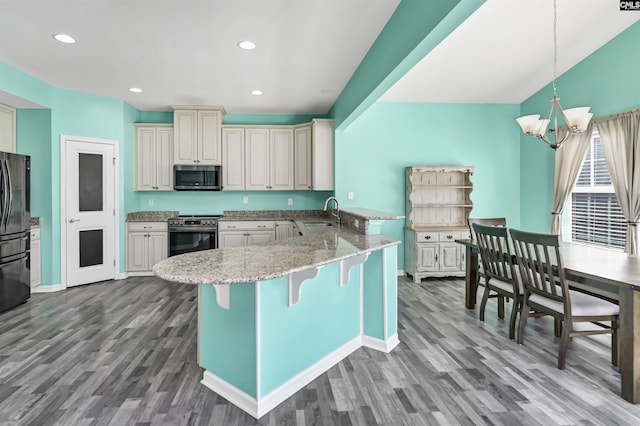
153 214 401 418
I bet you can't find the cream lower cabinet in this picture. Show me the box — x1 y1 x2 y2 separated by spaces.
275 221 299 240
134 124 173 191
405 229 470 283
127 222 168 273
30 228 41 287
218 221 276 248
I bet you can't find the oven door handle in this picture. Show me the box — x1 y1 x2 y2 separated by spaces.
169 227 217 233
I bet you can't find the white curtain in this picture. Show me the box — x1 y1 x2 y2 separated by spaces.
550 120 594 235
595 109 640 254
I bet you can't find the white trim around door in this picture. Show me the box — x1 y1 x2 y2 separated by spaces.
60 135 120 289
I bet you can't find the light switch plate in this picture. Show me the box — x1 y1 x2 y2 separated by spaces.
243 196 249 204
288 198 293 206
347 191 354 200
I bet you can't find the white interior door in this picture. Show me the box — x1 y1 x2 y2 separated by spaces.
64 138 116 287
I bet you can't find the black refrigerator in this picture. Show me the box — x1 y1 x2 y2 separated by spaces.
0 152 30 313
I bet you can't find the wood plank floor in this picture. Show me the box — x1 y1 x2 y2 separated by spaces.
1 275 639 425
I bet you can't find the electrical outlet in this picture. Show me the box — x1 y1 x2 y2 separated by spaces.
348 191 354 200
148 198 154 207
288 198 293 206
243 196 249 204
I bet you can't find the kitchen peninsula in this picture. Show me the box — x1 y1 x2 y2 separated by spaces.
153 209 402 418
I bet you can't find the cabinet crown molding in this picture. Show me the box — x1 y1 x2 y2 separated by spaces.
171 105 226 114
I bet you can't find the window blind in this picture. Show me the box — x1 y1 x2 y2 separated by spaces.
568 129 626 249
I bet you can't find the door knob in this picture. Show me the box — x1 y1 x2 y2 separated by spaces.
68 218 80 223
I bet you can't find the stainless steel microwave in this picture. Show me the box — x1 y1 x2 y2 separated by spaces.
173 165 222 191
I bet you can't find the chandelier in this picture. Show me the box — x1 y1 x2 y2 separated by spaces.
515 0 593 150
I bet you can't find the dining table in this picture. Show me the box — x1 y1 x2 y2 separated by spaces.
456 238 640 404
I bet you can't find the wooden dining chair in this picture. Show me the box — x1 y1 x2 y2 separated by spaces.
471 223 522 339
509 228 619 369
467 218 507 316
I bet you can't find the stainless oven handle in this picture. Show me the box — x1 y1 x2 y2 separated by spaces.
168 227 218 233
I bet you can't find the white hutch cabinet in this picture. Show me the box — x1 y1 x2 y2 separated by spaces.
404 166 474 282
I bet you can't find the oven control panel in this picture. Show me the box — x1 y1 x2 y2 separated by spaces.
168 215 222 228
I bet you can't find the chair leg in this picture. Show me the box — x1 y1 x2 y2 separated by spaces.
612 318 619 367
498 296 505 319
558 318 570 369
518 300 530 345
508 297 519 340
479 280 491 322
554 318 562 337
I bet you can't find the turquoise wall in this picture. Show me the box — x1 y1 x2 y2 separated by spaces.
16 109 53 283
330 0 485 130
519 21 640 233
335 101 521 268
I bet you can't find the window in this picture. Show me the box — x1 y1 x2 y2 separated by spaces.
563 129 626 249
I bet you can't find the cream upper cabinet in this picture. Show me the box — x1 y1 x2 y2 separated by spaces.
134 124 173 191
310 119 334 191
294 125 312 190
293 119 334 191
221 127 245 191
269 128 294 190
224 126 294 191
172 107 224 165
0 104 16 153
245 128 270 190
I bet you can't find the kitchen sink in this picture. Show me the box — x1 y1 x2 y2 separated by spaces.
303 221 334 227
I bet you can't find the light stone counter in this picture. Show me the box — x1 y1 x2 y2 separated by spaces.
153 225 399 284
30 217 40 228
126 211 179 222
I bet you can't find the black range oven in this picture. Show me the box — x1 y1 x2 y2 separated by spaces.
168 215 222 257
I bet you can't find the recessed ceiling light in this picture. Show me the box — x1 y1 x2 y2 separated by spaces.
238 41 256 50
53 34 76 44
129 87 143 93
251 90 263 96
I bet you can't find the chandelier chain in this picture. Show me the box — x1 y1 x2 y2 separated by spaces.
552 0 558 98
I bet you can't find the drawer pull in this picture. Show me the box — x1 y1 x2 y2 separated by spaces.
446 235 453 239
424 235 431 240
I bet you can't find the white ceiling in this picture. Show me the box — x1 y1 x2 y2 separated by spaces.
381 0 640 104
0 0 638 114
0 0 400 113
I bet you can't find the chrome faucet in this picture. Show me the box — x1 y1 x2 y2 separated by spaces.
323 196 340 224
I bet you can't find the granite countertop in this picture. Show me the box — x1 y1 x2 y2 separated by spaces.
126 211 179 222
340 208 405 221
153 224 399 285
30 217 41 228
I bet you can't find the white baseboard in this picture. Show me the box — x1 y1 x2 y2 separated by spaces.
362 333 400 353
116 272 128 280
31 283 64 293
201 335 362 419
397 269 405 276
